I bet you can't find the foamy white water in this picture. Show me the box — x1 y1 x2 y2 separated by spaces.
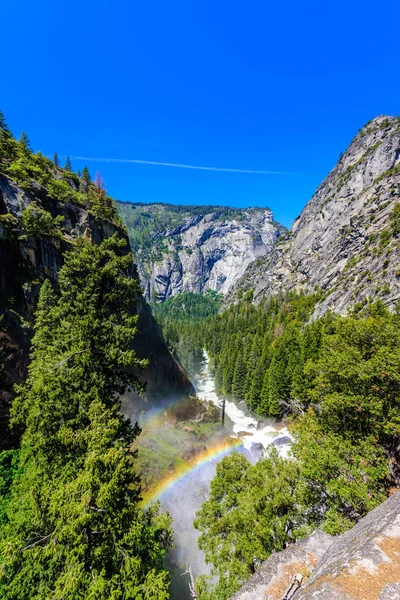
196 352 292 457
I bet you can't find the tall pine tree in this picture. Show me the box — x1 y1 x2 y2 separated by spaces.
0 234 172 600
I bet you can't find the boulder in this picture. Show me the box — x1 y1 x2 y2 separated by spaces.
229 491 400 600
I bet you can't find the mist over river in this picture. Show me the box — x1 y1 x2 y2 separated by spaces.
138 354 292 599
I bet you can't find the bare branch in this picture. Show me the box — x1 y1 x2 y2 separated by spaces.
55 345 90 368
21 532 54 551
181 565 197 599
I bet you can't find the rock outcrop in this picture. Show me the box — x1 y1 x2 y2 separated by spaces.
230 490 400 600
230 116 400 317
118 203 284 301
0 175 193 445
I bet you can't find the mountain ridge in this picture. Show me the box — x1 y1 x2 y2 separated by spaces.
228 114 400 316
118 202 285 301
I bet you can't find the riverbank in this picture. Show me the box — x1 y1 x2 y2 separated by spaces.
130 353 292 599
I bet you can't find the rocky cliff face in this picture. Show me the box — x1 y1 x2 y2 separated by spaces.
230 490 400 600
0 175 193 445
230 116 400 316
118 203 284 301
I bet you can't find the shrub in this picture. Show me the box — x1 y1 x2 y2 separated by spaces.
21 202 64 238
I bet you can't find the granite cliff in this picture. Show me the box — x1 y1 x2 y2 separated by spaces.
230 115 400 316
118 202 284 301
230 490 400 600
0 174 192 446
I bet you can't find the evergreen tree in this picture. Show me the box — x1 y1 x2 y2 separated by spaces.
53 152 59 167
0 110 9 132
259 369 271 414
19 131 31 151
64 155 72 171
232 353 247 399
247 359 265 411
80 165 91 193
0 235 172 599
222 357 235 396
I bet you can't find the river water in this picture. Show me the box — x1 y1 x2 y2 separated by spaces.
160 353 292 599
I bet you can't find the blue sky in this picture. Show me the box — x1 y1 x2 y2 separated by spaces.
1 0 400 227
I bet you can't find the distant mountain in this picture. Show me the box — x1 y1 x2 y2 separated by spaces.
117 202 285 301
229 115 400 316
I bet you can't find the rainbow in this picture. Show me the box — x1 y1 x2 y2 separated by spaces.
141 436 244 508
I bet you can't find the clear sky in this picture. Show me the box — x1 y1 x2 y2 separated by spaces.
1 0 400 227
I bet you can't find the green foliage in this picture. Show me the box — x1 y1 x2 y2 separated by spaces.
0 235 172 599
390 202 400 236
204 292 322 416
195 303 400 599
153 291 223 323
21 202 64 238
194 449 307 600
0 450 21 525
153 292 222 379
64 155 72 171
0 110 120 223
19 132 31 151
0 213 19 239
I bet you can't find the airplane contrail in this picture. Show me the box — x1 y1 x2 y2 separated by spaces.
69 156 301 176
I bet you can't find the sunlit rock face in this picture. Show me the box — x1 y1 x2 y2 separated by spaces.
122 205 284 301
229 116 400 317
230 491 400 600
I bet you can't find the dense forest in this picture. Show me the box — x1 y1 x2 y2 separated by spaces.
0 236 173 599
0 112 173 599
152 292 400 599
152 291 223 380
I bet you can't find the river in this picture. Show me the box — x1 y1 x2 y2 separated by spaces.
157 353 292 599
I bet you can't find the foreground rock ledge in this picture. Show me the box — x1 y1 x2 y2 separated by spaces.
229 491 400 600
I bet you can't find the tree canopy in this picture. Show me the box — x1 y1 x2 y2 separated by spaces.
193 301 400 600
0 235 172 599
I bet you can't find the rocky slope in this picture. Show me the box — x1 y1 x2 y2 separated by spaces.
118 202 284 301
230 490 400 600
230 115 400 316
0 174 193 446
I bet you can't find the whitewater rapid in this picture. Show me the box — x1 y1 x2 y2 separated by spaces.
195 352 292 458
160 352 292 598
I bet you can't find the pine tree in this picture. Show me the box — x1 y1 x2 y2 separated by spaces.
232 353 247 399
259 369 271 414
247 359 265 411
19 131 31 151
53 152 59 167
64 155 72 171
0 235 172 599
87 171 116 220
0 110 9 132
80 165 91 193
222 356 235 395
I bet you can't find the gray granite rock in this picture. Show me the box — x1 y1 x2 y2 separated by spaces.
229 491 400 600
229 530 333 600
135 208 283 301
229 116 400 317
296 491 400 600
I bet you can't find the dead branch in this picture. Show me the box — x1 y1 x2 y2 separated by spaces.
55 345 90 368
21 532 54 551
181 565 197 599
